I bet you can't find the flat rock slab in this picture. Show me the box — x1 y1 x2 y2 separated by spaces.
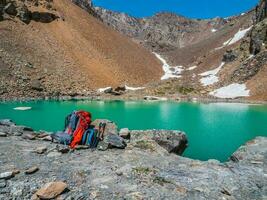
0 132 7 137
34 181 68 199
0 172 14 180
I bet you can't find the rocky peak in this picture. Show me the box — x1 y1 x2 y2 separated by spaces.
256 0 267 22
71 0 100 19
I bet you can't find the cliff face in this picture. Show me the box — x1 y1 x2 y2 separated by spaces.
256 0 267 22
93 7 228 52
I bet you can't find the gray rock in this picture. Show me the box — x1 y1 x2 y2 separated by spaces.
0 119 15 126
56 146 70 153
97 140 109 151
22 133 36 140
25 166 39 175
0 172 14 180
91 119 118 135
119 128 130 139
0 132 7 137
4 2 17 16
104 133 127 149
42 135 52 141
131 130 188 155
31 80 44 92
0 180 6 188
35 146 47 154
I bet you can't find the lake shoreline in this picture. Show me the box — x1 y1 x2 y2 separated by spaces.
0 94 267 105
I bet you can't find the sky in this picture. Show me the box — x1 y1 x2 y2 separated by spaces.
93 0 259 19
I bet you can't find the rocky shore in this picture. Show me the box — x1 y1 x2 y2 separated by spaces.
0 119 266 199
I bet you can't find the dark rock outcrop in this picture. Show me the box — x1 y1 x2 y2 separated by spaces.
250 18 267 55
250 0 267 55
256 0 267 23
17 4 31 24
222 50 238 62
231 51 267 82
31 11 58 23
4 2 17 16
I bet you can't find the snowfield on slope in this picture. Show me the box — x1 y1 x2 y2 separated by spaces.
199 62 225 86
98 87 112 93
215 26 252 50
125 85 145 91
209 83 250 98
153 53 184 80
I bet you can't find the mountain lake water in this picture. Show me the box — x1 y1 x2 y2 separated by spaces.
0 100 267 162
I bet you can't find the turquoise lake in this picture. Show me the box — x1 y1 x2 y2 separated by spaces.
0 100 267 161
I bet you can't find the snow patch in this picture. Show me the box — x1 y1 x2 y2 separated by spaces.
98 87 112 93
199 62 225 86
13 107 32 111
153 53 184 80
228 26 253 45
188 66 197 71
125 85 145 91
209 83 250 98
215 26 253 50
211 28 217 33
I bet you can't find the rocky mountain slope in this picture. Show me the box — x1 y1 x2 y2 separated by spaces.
76 0 266 101
0 0 162 99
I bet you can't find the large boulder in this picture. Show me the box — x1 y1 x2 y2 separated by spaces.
98 133 127 150
130 130 188 155
31 11 58 23
91 119 118 135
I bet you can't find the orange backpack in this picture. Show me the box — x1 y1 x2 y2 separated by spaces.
70 111 91 149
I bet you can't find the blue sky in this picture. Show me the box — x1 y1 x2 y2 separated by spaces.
93 0 259 19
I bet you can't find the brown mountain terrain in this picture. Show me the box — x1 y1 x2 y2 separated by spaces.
89 0 267 101
0 0 162 99
0 0 266 101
